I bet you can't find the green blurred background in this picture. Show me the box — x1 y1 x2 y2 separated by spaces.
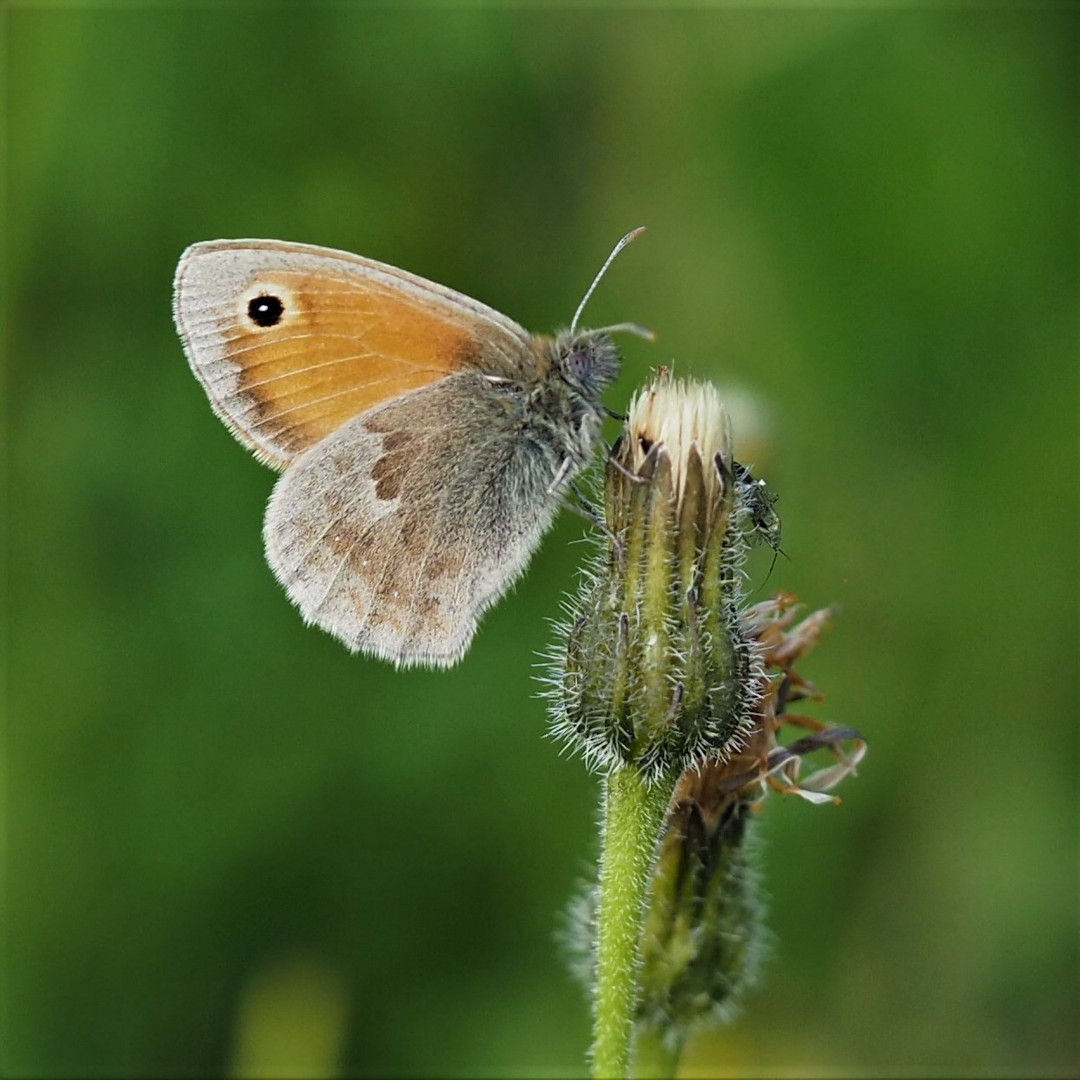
6 5 1077 1077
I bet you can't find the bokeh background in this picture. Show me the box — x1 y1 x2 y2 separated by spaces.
6 5 1077 1078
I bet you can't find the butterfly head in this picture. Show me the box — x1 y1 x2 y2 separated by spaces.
554 328 622 401
554 225 654 408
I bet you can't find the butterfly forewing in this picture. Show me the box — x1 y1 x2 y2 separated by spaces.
173 240 535 467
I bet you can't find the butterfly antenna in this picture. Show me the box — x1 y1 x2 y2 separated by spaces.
570 226 647 336
595 320 656 342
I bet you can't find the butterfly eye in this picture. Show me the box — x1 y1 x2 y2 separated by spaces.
247 293 285 328
568 347 591 382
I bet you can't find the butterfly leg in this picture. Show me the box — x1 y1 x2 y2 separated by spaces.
605 444 648 485
547 455 576 496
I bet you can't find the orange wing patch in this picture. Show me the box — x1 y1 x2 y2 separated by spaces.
223 271 471 459
174 241 534 469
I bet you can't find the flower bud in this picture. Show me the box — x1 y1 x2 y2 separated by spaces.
635 596 865 1044
559 594 866 1054
547 376 763 782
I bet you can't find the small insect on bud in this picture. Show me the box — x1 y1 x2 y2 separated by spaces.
548 375 763 782
734 461 783 560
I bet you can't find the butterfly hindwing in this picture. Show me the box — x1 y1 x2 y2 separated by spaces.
262 373 563 666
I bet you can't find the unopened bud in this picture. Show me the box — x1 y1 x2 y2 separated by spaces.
548 375 762 781
635 596 865 1044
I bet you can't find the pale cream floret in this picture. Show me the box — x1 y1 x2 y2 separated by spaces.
626 377 733 504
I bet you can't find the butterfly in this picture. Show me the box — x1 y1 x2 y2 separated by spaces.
172 229 649 667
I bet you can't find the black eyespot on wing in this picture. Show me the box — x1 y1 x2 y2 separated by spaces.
248 294 285 328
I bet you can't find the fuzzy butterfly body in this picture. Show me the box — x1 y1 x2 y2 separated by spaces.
173 235 640 667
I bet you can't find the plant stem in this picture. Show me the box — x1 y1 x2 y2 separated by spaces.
591 765 678 1079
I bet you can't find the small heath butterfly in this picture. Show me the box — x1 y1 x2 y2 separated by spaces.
172 229 649 667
